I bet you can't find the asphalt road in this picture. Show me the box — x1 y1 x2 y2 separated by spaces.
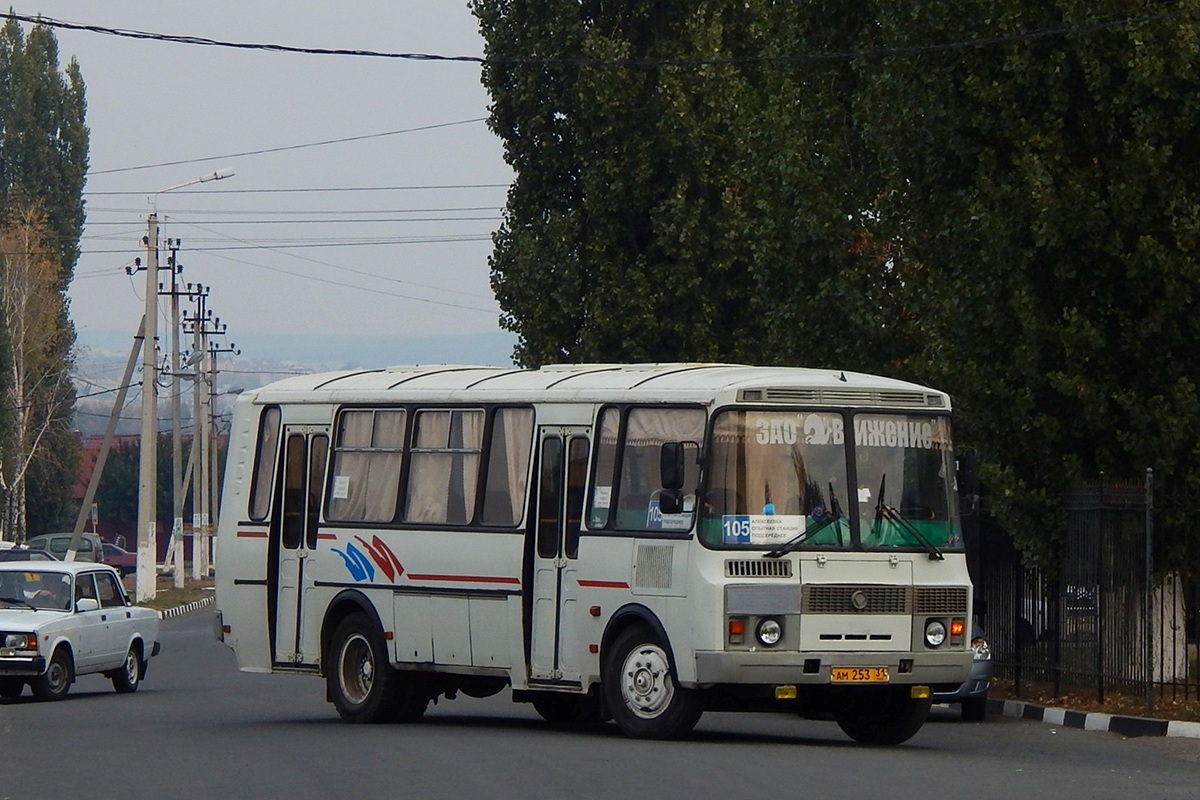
2 610 1197 800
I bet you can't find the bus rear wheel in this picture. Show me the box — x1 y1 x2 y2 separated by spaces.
327 614 427 724
531 692 606 728
834 687 931 745
602 624 703 740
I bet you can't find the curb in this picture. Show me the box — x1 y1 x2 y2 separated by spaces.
157 594 215 620
991 698 1200 739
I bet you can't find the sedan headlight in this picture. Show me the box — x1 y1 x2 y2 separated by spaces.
924 619 947 648
3 632 37 650
971 636 992 661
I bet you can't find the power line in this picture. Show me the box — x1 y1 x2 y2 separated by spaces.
83 184 510 195
78 235 493 254
82 214 503 224
6 8 1196 69
195 248 498 313
86 119 486 176
178 217 496 303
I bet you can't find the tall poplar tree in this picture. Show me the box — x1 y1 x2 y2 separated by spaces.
0 17 88 539
474 1 1200 560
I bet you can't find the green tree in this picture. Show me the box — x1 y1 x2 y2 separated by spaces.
475 1 781 365
475 1 1200 563
850 1 1200 563
0 17 88 541
0 205 77 536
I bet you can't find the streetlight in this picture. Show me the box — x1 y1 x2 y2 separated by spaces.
135 170 234 602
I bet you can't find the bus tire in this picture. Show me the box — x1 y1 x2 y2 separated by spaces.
834 687 931 745
603 624 703 740
328 613 405 724
961 697 986 722
531 692 605 728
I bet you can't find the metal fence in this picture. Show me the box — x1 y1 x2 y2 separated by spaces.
973 473 1200 714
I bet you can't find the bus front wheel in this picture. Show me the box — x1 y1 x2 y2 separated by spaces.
834 687 931 745
327 614 426 724
602 624 703 739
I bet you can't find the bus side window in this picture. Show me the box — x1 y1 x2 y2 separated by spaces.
480 407 533 526
613 407 705 531
564 436 588 558
248 407 282 521
536 437 562 559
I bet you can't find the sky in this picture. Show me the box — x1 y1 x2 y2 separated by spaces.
12 2 517 385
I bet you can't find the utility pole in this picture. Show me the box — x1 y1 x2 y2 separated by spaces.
207 334 240 577
160 239 204 589
133 170 232 598
135 214 159 602
184 291 234 578
183 289 211 581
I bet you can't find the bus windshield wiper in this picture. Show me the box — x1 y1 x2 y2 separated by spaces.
765 484 845 558
872 475 944 561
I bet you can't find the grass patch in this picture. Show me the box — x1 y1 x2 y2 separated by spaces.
123 575 214 612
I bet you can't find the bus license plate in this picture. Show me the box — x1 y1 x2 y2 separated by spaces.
831 667 889 683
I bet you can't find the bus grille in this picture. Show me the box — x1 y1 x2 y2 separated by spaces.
749 388 945 408
804 585 910 614
913 586 969 614
725 559 793 578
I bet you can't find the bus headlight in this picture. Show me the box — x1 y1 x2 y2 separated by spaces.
756 618 783 647
924 619 947 648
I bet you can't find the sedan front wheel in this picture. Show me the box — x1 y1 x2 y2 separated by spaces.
32 648 74 701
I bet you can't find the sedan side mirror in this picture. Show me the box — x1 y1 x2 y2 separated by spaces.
75 598 100 612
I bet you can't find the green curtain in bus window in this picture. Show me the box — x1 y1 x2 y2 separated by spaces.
481 407 533 526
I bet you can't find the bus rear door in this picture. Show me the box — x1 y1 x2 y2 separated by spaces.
270 426 328 666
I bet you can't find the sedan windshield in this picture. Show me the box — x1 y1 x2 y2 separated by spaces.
0 570 72 611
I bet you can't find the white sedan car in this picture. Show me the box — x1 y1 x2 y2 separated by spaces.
0 561 160 700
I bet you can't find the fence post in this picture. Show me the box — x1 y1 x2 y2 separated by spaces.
1145 467 1154 715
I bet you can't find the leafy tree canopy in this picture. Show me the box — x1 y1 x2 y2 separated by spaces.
474 1 1200 562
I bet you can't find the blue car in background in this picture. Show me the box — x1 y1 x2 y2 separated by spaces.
933 624 993 720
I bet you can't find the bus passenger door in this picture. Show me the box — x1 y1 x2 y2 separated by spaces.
528 428 590 683
271 426 328 666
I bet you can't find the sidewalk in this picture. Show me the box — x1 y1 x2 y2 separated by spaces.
125 573 216 619
988 697 1200 739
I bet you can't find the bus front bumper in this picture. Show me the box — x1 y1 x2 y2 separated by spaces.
693 649 973 687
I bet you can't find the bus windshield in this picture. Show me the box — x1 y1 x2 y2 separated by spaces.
698 409 962 552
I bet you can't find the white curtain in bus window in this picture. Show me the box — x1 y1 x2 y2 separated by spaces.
327 409 406 522
853 413 959 548
481 407 533 526
405 409 484 524
614 407 704 531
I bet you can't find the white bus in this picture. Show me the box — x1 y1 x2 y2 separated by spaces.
214 363 974 743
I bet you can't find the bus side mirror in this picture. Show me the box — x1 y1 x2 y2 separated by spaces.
659 442 686 515
661 442 685 491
